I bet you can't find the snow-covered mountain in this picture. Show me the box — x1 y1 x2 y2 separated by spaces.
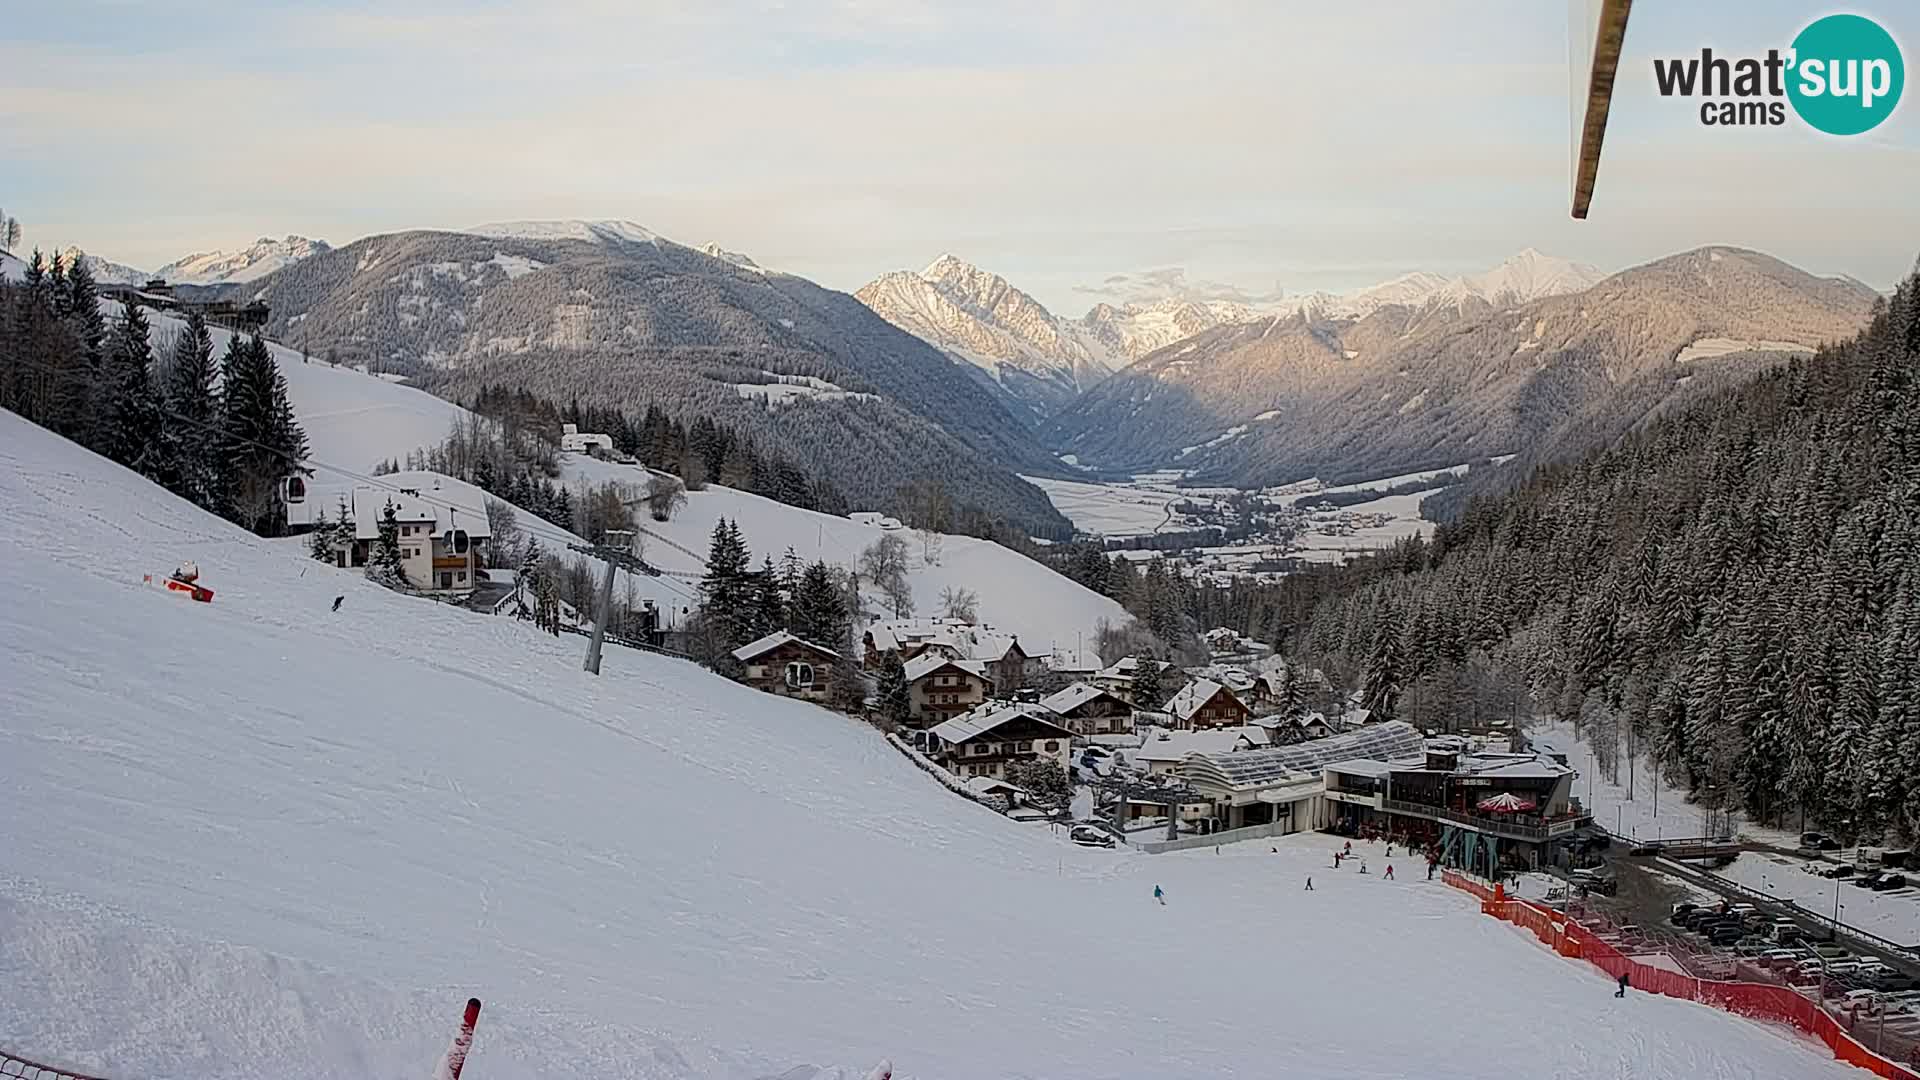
60 246 149 286
466 218 664 247
1079 297 1258 363
153 235 331 285
1049 246 1879 488
1281 250 1604 320
856 254 1118 418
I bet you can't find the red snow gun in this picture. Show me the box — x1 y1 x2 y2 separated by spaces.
146 561 214 603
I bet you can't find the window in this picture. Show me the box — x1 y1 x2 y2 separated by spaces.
440 572 452 589
785 662 815 689
1017 741 1032 752
456 571 467 584
1043 741 1059 752
969 743 988 756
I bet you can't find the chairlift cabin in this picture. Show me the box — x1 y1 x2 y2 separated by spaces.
282 476 307 504
444 528 471 556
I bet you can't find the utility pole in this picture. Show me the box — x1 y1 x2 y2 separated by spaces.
571 529 659 675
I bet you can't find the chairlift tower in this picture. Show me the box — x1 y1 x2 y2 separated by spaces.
569 529 663 675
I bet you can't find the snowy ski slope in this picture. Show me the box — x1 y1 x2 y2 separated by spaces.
0 411 1868 1079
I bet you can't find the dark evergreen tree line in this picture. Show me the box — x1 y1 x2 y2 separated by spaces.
1 249 308 535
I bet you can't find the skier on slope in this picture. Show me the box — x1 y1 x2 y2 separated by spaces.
1385 864 1395 880
1305 877 1314 891
1615 972 1630 998
1153 884 1165 905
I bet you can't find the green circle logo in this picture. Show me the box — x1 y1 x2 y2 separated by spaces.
1787 14 1904 135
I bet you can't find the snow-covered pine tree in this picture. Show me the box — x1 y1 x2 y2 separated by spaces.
699 518 753 650
367 499 410 590
751 556 785 639
309 507 334 561
1278 663 1306 719
777 546 803 627
876 649 912 729
164 309 221 513
103 299 170 484
1358 615 1403 722
1129 655 1163 710
792 560 848 652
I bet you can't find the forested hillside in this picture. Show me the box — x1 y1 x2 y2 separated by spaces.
250 227 1069 536
1206 264 1920 841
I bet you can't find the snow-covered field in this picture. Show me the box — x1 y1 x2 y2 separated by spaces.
1019 474 1175 536
566 455 1128 654
0 412 1867 1079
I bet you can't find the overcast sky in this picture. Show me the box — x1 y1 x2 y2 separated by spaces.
4 1 1915 312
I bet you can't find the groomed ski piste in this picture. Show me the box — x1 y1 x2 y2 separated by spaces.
0 410 1874 1079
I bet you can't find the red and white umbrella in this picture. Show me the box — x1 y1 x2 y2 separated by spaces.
1477 792 1537 814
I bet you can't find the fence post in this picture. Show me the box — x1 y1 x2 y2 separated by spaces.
434 997 482 1080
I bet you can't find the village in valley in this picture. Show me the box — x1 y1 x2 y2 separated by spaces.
277 402 1589 876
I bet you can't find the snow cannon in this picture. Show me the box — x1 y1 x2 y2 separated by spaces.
146 562 214 602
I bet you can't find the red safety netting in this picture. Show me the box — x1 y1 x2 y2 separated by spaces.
1441 872 1920 1080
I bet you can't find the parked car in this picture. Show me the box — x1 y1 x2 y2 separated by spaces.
1762 917 1798 937
1069 823 1116 848
1873 873 1909 891
1856 871 1887 889
1630 841 1664 856
1570 868 1617 896
1734 940 1770 958
1802 831 1840 851
1708 925 1747 946
1820 863 1857 880
1760 949 1801 969
1808 944 1852 961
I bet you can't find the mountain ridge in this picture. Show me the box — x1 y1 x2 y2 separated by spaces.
1047 245 1881 493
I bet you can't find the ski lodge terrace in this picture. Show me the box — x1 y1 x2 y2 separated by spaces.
1167 721 1591 870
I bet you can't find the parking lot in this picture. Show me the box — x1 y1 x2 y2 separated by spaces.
1550 842 1920 1067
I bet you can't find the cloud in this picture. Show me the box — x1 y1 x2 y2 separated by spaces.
1075 267 1287 307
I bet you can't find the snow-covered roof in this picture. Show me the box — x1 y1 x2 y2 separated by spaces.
1452 756 1574 781
1323 758 1398 779
963 775 1024 797
1135 729 1246 763
1167 678 1234 723
346 485 496 542
731 630 839 663
928 703 1072 746
1096 656 1173 680
904 653 987 683
1046 649 1101 673
1038 681 1121 715
1181 722 1426 791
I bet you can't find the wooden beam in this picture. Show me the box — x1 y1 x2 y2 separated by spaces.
1572 0 1633 219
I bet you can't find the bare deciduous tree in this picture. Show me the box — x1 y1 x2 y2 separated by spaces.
646 473 688 522
939 586 979 624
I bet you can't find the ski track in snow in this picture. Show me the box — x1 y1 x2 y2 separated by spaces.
0 413 1874 1079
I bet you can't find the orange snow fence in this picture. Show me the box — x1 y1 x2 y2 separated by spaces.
1441 870 1920 1079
